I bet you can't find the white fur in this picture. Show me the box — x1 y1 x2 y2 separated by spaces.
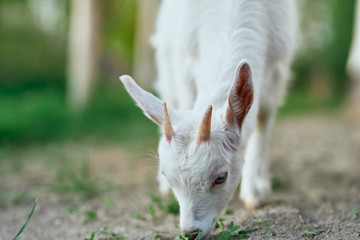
347 0 360 80
121 0 297 239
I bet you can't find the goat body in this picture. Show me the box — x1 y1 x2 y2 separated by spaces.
120 0 297 239
347 0 360 118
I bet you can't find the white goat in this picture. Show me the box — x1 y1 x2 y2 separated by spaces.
120 1 297 239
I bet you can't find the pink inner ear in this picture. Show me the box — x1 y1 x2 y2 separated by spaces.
226 63 254 129
120 75 164 126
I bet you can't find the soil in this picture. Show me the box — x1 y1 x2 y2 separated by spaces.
0 114 360 240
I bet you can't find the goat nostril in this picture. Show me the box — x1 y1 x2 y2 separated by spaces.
182 229 201 240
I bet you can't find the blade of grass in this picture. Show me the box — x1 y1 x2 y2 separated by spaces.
13 197 38 240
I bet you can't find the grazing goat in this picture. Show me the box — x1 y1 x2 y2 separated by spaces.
120 0 297 239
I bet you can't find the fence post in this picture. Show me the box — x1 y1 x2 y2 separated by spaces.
133 0 158 89
67 0 98 110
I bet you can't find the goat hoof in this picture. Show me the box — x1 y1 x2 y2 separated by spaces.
243 201 257 211
244 200 264 211
243 200 266 211
160 191 170 198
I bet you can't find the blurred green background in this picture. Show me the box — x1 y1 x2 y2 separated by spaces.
0 0 155 146
0 0 356 146
0 2 358 238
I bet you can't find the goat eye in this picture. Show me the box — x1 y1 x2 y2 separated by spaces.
214 172 228 185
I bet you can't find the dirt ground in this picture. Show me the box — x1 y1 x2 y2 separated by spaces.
1 114 360 240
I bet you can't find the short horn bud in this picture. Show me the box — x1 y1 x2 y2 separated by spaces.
163 102 174 142
197 105 212 144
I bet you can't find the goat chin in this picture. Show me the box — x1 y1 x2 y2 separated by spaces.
120 0 297 238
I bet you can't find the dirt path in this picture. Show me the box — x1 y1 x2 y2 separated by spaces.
1 114 359 240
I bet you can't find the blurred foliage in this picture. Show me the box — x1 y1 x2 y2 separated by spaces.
0 0 144 145
0 82 158 144
54 160 112 199
0 0 136 84
0 0 68 86
101 0 137 67
290 0 355 105
0 0 356 145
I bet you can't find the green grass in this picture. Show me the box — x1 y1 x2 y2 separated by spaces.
262 228 277 238
177 230 203 240
133 213 144 220
215 218 225 231
154 234 164 240
147 192 180 218
279 88 343 116
0 78 344 147
214 219 269 239
225 208 234 215
253 220 268 226
84 227 124 240
64 207 79 216
9 191 31 204
13 197 38 240
0 186 36 206
0 81 158 146
217 221 255 239
53 160 112 199
303 230 317 238
0 189 33 205
84 210 98 222
102 196 115 207
351 209 359 217
271 175 288 192
149 204 156 218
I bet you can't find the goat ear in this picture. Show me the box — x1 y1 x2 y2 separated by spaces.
120 75 164 126
225 61 254 129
